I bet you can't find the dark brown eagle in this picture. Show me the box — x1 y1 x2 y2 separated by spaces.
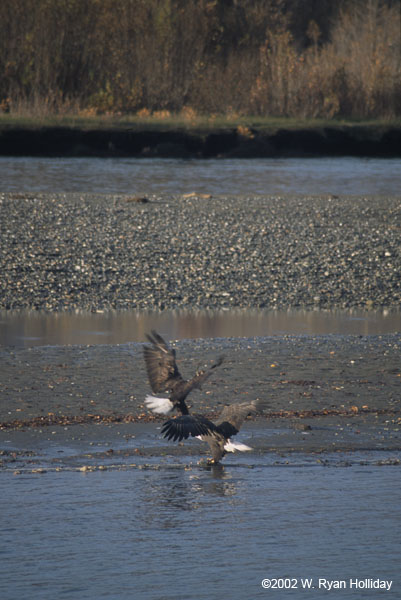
143 330 224 416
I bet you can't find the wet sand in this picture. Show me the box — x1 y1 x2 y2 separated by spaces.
1 335 400 469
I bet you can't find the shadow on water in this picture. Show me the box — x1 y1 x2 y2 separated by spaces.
0 307 400 346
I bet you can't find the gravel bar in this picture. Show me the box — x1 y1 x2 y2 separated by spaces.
0 192 400 311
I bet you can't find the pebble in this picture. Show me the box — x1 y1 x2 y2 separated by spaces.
0 192 400 311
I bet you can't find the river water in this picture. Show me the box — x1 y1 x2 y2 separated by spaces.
1 457 400 600
1 156 400 196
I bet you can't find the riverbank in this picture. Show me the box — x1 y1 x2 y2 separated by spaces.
0 193 400 312
0 335 400 467
0 120 400 157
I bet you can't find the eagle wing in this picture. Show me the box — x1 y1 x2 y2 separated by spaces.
144 331 224 401
216 399 266 434
143 330 184 394
186 355 225 393
161 414 218 442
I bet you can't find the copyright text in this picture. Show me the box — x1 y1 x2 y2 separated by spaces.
261 578 393 591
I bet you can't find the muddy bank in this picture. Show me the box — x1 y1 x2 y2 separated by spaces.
1 335 400 463
1 124 400 158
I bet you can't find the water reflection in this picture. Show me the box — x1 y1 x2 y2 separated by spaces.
189 466 239 499
0 308 400 346
138 467 240 532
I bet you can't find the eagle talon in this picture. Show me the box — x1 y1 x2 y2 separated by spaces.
197 458 221 469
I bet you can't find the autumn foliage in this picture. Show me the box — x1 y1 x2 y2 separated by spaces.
0 0 399 119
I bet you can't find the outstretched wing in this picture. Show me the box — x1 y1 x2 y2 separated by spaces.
143 330 184 394
144 331 224 403
216 399 266 434
161 414 217 442
186 354 225 393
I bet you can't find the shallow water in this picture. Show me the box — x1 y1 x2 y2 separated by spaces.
1 156 400 195
1 308 400 347
1 456 400 600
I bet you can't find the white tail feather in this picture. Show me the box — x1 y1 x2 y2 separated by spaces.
224 439 252 453
144 395 174 415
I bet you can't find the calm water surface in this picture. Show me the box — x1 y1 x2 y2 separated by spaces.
1 308 400 346
1 156 400 195
1 462 400 600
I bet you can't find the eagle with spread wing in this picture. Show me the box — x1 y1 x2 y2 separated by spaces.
143 331 265 464
160 398 265 464
143 330 224 416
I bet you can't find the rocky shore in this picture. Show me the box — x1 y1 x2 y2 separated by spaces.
0 192 400 312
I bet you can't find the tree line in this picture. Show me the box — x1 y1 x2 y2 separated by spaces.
0 0 400 119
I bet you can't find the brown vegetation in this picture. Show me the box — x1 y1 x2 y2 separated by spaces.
0 0 400 119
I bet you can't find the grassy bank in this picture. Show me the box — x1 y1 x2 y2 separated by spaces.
0 113 400 133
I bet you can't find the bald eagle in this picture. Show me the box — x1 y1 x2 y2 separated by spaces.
143 331 264 464
143 330 224 416
160 398 264 464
